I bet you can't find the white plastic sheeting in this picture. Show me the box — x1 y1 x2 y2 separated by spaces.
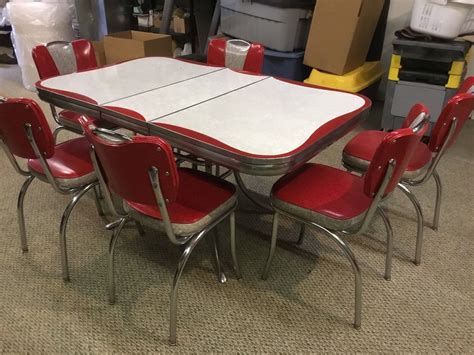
6 0 75 91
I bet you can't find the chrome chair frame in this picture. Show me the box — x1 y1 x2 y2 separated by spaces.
343 116 457 265
44 41 84 140
0 123 102 281
262 160 396 329
88 128 238 346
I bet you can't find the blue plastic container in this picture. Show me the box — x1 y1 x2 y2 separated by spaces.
262 49 311 81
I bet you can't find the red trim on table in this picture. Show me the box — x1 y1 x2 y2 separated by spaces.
102 106 146 121
36 81 98 105
154 100 371 159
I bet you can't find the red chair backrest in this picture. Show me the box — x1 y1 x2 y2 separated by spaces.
207 38 264 74
456 76 474 94
0 98 54 159
80 118 180 205
402 103 430 134
428 92 474 153
32 39 98 80
364 128 420 198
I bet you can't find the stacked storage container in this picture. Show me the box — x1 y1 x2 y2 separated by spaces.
381 38 471 133
220 0 315 81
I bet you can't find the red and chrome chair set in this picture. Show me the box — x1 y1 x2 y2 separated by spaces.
32 39 113 139
261 111 429 328
207 37 265 73
1 37 472 344
341 78 474 266
0 97 103 282
79 117 239 345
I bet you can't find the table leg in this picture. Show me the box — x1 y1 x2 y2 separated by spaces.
233 171 272 213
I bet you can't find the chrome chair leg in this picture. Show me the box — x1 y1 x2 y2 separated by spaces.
17 175 35 252
377 207 393 281
261 212 279 280
398 183 424 265
52 126 67 143
296 223 306 245
169 229 208 346
229 212 241 279
92 184 105 216
107 216 129 304
59 182 97 282
134 221 145 236
317 225 362 329
432 170 442 231
212 230 227 284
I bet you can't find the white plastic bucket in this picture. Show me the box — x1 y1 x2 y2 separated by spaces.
7 1 74 91
410 0 474 39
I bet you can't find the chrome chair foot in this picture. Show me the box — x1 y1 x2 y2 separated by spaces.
261 213 279 280
296 223 306 245
107 216 129 304
378 207 393 281
135 221 146 236
170 229 208 346
398 183 424 266
59 183 97 281
212 231 227 284
93 184 105 216
432 170 442 231
317 225 362 329
229 212 242 280
17 175 35 252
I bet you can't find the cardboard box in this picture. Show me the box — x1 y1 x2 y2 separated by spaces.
173 16 189 34
104 31 173 64
304 0 384 75
153 13 162 28
92 40 106 67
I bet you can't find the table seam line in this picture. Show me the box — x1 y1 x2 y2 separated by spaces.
99 67 226 106
149 76 271 122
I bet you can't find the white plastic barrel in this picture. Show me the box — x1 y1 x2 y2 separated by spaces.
410 0 474 39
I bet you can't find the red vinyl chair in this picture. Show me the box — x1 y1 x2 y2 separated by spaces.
79 117 239 346
342 84 474 265
0 97 102 281
261 128 422 329
207 38 264 74
32 39 103 137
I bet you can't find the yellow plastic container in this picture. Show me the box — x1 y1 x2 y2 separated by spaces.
304 61 385 93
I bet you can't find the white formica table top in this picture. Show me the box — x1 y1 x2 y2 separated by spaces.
40 57 222 105
37 57 370 164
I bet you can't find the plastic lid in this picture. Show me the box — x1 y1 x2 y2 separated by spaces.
251 0 316 9
451 0 474 5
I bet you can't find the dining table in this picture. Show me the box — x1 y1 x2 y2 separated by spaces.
36 56 371 205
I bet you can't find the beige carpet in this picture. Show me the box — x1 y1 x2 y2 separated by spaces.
0 63 473 353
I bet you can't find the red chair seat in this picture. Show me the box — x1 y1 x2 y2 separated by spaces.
343 130 432 179
27 137 96 188
271 164 373 230
58 110 89 131
125 168 237 236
